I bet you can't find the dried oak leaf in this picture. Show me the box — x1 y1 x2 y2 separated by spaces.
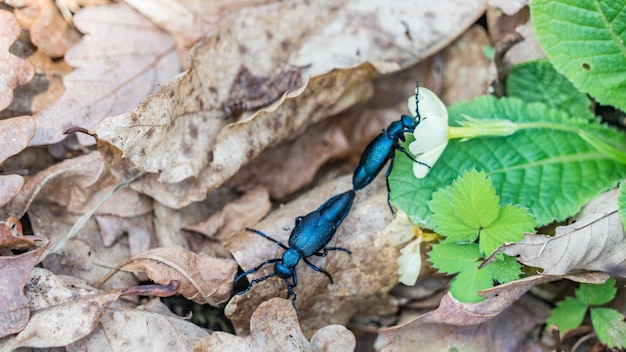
8 0 82 58
0 175 24 209
97 246 237 306
0 10 35 111
0 217 40 251
29 2 179 146
0 236 47 338
94 61 376 208
226 176 402 337
378 272 607 351
7 268 121 349
502 188 625 275
95 213 153 254
68 301 208 351
194 298 356 352
0 115 36 165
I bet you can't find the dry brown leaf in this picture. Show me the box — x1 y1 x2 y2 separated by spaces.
0 115 36 165
502 189 625 275
289 0 486 76
95 213 153 254
440 25 492 105
194 298 356 352
95 62 376 208
0 152 151 220
184 186 271 241
0 217 41 251
29 2 180 146
488 0 528 16
29 201 139 290
97 246 237 306
9 268 121 349
9 0 82 58
0 10 35 111
0 175 24 208
377 272 607 351
68 303 208 351
0 237 47 338
225 176 402 337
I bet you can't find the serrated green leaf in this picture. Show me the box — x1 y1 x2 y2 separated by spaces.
391 96 626 227
531 0 626 109
590 307 626 348
576 278 616 306
619 183 626 230
546 296 587 333
429 185 481 242
449 170 500 229
485 254 523 284
479 205 535 255
449 264 493 303
507 60 593 119
429 243 481 275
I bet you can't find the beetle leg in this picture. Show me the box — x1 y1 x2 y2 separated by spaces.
246 228 289 250
302 257 334 284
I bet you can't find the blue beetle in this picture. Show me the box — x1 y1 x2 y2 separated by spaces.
352 85 429 211
235 189 355 310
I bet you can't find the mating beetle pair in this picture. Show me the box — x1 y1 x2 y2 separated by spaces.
236 85 426 310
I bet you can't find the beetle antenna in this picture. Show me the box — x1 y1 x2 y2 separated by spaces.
414 82 421 122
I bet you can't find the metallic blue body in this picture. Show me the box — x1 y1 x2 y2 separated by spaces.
235 189 355 310
352 86 427 211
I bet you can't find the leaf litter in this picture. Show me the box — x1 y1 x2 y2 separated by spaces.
2 0 620 350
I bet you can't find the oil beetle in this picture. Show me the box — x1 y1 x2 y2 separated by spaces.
235 189 355 310
352 85 429 212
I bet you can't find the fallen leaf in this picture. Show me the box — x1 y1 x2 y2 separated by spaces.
0 175 24 208
0 238 47 338
378 272 607 351
9 0 82 58
10 268 121 349
95 213 153 254
194 298 356 352
502 189 625 275
0 9 35 111
0 217 41 251
96 246 237 306
225 175 402 337
29 2 180 146
0 115 36 165
68 302 208 351
184 186 271 241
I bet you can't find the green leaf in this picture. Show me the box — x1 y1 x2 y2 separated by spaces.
579 130 626 164
546 296 588 333
449 264 493 303
576 278 616 306
449 169 500 228
619 183 626 230
479 204 535 255
484 254 522 284
429 185 479 242
507 60 593 119
531 0 626 109
429 243 481 275
590 307 626 349
390 96 626 227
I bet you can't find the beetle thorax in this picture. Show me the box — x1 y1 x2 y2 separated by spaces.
281 248 301 269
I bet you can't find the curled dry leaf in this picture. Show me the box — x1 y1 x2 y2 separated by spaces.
502 188 625 275
0 152 151 220
9 0 82 58
0 10 35 111
9 268 121 349
378 272 607 351
30 2 179 146
0 116 35 165
95 62 376 208
96 246 237 306
225 176 402 337
0 217 41 251
0 237 47 338
194 298 356 352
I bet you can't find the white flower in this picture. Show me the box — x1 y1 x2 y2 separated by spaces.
397 236 422 286
407 88 449 179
